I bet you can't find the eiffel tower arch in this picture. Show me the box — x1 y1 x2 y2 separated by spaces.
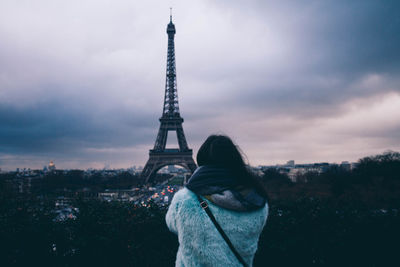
141 14 197 183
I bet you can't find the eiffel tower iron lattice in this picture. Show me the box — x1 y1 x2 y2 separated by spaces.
141 15 197 183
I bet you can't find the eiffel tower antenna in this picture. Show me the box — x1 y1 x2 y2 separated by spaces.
141 13 197 183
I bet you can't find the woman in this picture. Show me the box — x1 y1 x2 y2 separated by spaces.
166 135 269 267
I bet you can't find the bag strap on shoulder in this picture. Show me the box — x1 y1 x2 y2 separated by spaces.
195 194 248 267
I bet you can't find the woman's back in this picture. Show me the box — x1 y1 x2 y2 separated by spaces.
166 188 269 267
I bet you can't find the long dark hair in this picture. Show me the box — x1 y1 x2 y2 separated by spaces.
196 135 268 197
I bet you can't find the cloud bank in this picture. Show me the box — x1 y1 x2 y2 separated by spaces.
0 0 399 170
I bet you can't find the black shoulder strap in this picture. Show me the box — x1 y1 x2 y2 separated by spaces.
195 194 248 267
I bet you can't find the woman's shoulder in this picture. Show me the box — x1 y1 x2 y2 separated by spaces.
172 187 195 201
168 188 204 220
174 187 268 216
169 187 197 208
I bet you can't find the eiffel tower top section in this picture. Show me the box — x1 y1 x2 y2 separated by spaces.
162 14 180 118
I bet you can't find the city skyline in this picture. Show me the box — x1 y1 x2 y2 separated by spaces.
1 0 400 170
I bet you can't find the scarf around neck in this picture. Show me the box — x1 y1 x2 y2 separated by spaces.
186 165 267 211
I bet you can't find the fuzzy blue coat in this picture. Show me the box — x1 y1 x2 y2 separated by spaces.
166 188 269 267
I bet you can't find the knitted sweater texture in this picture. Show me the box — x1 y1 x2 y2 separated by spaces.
166 188 269 267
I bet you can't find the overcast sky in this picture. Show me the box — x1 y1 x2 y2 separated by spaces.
1 0 399 170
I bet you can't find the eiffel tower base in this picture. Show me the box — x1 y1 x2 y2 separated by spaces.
141 150 197 183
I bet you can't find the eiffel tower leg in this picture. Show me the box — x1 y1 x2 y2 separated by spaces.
141 160 156 182
176 126 189 151
154 126 168 151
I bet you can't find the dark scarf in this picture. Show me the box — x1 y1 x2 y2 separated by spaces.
186 165 267 211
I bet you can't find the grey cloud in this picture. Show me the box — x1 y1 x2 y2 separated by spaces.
0 0 399 169
188 0 400 121
0 90 156 155
208 0 400 75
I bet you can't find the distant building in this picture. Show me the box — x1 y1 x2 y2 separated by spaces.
288 168 306 182
286 160 295 168
48 161 56 172
340 161 351 171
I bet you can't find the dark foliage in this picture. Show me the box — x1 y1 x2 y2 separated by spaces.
30 171 142 195
0 196 178 267
255 198 400 266
0 151 399 266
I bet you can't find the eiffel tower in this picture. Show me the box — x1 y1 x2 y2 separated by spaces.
141 14 197 183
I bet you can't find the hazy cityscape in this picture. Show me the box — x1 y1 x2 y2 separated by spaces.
0 153 393 223
0 157 360 201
